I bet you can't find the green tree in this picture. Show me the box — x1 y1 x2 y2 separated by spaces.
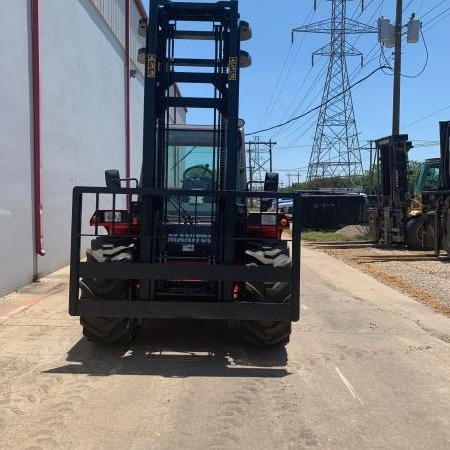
280 160 422 195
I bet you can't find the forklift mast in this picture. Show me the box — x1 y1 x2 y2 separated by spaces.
376 134 412 210
425 121 450 255
369 134 412 246
439 121 450 190
140 0 245 191
138 0 251 298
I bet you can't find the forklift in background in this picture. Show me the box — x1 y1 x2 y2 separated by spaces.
369 133 443 250
368 134 414 247
422 121 450 255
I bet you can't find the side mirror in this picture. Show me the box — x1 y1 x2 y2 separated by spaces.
105 169 121 188
264 172 279 192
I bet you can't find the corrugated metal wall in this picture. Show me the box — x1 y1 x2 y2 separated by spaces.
130 0 146 69
91 0 126 47
90 0 144 70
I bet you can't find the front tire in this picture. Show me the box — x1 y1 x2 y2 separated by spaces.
80 238 137 344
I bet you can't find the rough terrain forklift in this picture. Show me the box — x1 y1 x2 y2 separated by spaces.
69 0 300 347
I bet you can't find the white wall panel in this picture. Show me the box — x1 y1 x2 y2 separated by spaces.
0 0 34 296
37 0 127 277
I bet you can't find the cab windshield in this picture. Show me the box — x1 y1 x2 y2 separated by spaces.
165 126 217 218
414 161 441 195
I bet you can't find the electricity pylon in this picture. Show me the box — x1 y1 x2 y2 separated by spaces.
293 0 376 185
246 137 276 187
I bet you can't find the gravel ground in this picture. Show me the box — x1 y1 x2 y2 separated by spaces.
304 227 450 318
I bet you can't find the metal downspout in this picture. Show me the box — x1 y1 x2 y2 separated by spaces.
31 0 46 261
125 0 131 184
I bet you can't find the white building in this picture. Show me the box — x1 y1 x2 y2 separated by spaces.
0 0 185 297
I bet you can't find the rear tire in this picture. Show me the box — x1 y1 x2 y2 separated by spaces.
242 243 292 348
80 237 137 344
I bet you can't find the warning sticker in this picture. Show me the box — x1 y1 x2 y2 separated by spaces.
228 57 237 80
147 54 156 78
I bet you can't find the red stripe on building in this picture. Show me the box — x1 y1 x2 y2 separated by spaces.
0 294 46 325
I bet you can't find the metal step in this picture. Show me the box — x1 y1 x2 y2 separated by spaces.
170 58 223 68
169 72 226 86
170 52 251 69
163 2 230 22
173 30 216 40
168 97 222 109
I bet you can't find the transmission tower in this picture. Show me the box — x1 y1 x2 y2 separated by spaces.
293 0 376 185
246 137 276 187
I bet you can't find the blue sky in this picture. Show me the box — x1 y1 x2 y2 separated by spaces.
144 1 450 184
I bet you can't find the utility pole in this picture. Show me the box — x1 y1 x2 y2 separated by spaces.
378 1 421 136
392 0 402 136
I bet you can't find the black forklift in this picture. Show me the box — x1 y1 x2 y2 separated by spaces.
69 0 301 347
422 121 450 255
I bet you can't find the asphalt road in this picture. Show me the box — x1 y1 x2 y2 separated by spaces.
1 246 450 449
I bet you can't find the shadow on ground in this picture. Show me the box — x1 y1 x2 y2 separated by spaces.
45 319 289 378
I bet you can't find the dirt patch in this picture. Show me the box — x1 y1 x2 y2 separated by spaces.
334 225 370 239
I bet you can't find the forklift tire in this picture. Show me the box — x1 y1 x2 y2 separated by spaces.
242 244 292 348
406 218 431 250
80 316 137 344
80 238 137 344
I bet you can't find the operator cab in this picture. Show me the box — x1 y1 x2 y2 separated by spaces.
164 123 246 218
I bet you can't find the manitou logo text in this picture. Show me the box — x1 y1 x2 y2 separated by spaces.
167 233 211 244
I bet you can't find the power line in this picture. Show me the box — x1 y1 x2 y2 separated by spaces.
257 6 317 130
400 27 428 78
247 66 387 136
402 0 413 13
402 105 450 129
423 7 450 32
270 60 327 141
420 1 447 20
